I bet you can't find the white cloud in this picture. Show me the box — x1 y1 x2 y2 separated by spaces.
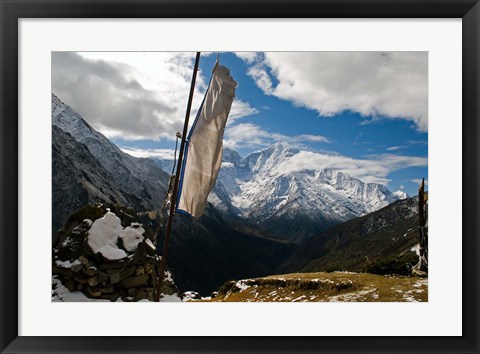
386 146 402 151
366 153 427 170
248 64 273 93
120 147 176 160
273 150 427 185
228 99 259 124
224 123 330 150
52 52 208 141
241 52 428 131
298 134 331 143
411 178 428 186
52 52 258 142
221 162 235 168
234 52 259 64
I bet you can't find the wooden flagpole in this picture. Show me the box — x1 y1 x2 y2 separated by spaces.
155 52 201 302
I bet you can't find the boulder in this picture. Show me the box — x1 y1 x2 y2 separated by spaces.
128 288 138 297
119 274 149 289
98 271 109 284
52 265 73 277
71 263 84 273
144 260 154 274
96 286 115 294
134 289 148 301
79 256 90 265
135 266 145 276
109 266 136 285
65 279 77 292
87 276 100 287
84 266 98 277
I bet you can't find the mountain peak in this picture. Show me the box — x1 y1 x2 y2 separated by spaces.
266 141 298 155
271 141 290 149
393 190 409 200
212 144 400 244
222 148 243 165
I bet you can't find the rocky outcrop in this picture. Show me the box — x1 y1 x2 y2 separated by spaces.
53 203 178 302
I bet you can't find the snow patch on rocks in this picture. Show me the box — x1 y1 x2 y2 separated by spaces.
120 222 145 252
87 212 145 260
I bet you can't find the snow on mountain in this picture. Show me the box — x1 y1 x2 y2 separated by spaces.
53 93 401 245
393 190 409 200
52 125 150 236
209 141 401 244
52 94 170 213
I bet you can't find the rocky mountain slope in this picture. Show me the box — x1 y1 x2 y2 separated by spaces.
52 94 170 220
208 142 400 244
52 126 146 238
280 196 420 274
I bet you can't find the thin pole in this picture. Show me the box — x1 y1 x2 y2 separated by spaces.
155 52 201 302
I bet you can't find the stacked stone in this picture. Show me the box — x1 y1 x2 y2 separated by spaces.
52 203 177 302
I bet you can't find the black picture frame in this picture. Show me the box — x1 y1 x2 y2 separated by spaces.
1 1 479 353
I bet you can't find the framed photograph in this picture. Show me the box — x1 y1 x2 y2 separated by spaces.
1 0 479 353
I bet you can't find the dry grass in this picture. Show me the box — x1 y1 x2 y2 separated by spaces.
197 272 427 302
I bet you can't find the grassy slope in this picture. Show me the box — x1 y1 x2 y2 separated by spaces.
198 272 428 302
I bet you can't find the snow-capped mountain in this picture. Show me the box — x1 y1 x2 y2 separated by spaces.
393 190 409 200
209 142 401 244
52 94 170 215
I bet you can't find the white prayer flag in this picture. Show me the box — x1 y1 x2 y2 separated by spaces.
176 63 237 217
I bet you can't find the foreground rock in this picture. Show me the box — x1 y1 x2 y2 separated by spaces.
53 203 178 302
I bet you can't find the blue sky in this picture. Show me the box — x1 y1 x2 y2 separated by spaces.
52 52 428 196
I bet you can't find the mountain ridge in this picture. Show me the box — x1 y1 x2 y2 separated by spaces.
52 93 170 215
208 142 401 244
280 196 419 274
52 125 147 237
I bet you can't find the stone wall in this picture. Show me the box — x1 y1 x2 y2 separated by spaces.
52 203 177 301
